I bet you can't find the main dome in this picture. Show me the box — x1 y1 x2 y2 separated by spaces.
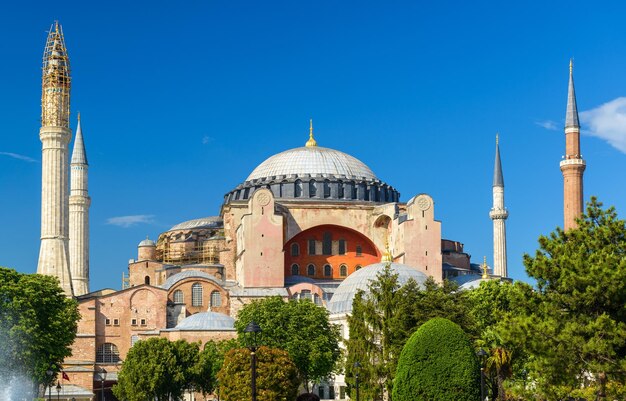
246 146 377 182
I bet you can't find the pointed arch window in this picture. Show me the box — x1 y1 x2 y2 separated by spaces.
192 283 203 306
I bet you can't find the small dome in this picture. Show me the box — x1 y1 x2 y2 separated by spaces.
175 311 235 331
247 146 377 182
327 262 428 315
138 238 156 247
458 277 491 290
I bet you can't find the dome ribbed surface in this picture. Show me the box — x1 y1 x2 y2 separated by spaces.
174 311 235 331
169 216 223 231
246 146 377 181
327 262 428 315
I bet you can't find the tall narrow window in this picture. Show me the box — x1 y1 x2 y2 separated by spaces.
210 290 222 307
96 343 120 364
340 264 348 277
356 245 362 256
307 264 315 276
338 239 346 255
295 180 303 198
308 239 316 255
291 243 300 257
309 180 317 197
173 290 184 304
322 232 332 255
323 180 331 198
324 264 332 277
144 276 150 285
291 264 299 275
130 335 139 347
192 283 203 306
338 182 344 199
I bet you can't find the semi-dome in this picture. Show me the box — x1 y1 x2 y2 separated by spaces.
174 311 235 331
247 146 377 182
169 216 223 231
327 262 428 315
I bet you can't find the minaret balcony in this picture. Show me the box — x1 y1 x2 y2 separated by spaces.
489 208 509 220
559 158 586 168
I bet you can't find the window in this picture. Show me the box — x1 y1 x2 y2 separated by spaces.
291 243 300 256
140 319 146 326
356 245 362 256
300 290 312 301
340 264 348 277
105 318 111 326
308 239 316 255
210 291 222 307
113 318 119 326
338 239 346 255
144 276 150 285
173 290 184 304
319 387 325 399
323 180 331 198
131 319 137 326
338 182 344 199
322 232 332 255
291 264 299 276
96 343 120 364
295 180 303 197
356 265 362 271
314 293 322 306
307 264 315 276
130 335 139 347
192 283 203 306
340 386 346 399
309 180 317 197
324 264 332 277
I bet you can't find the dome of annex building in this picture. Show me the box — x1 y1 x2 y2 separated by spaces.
225 124 400 204
327 262 429 315
173 311 235 331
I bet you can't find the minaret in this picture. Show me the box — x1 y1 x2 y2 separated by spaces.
37 22 73 295
560 60 586 231
69 113 90 295
489 134 508 277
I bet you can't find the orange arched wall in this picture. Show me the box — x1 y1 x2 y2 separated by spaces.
284 225 380 280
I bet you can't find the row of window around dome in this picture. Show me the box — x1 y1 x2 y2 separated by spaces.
291 263 362 277
171 283 222 308
225 177 399 203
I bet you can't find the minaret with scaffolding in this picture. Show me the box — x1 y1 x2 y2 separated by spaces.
37 22 74 295
69 113 90 295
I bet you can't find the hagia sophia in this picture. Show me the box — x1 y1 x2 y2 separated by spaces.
35 22 585 400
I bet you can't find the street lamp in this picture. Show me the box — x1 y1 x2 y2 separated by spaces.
56 381 61 401
477 348 488 401
45 369 54 401
353 361 361 401
100 367 107 401
243 321 262 401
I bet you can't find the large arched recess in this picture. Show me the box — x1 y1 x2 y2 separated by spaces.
284 224 381 280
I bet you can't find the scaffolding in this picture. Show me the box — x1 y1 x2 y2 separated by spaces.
41 21 71 128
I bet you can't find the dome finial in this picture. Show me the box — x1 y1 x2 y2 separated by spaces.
481 256 489 279
305 119 318 147
381 235 392 262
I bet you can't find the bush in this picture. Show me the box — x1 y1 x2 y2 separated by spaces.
393 317 480 401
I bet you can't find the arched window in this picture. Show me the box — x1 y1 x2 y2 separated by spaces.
291 243 300 257
324 264 332 277
322 232 332 255
192 283 203 306
340 264 348 277
300 289 312 301
144 276 150 285
338 181 344 199
314 293 322 306
323 180 331 198
307 264 315 276
96 343 120 364
210 290 222 307
173 290 184 304
291 264 299 275
309 180 317 197
356 265 362 271
295 180 303 197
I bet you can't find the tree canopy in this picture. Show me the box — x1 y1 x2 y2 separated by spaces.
217 346 299 401
0 267 80 396
235 296 341 390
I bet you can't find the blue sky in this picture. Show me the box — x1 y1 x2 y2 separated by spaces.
1 1 625 290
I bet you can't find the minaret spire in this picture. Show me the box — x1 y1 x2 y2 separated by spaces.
69 114 91 295
37 21 73 296
489 134 508 277
560 60 586 230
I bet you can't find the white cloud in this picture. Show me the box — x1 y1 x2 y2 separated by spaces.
535 120 559 131
580 97 626 154
106 215 155 228
0 152 37 162
202 135 214 145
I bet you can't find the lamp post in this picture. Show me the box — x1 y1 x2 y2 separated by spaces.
56 381 61 401
353 361 361 401
46 369 54 401
477 348 488 401
100 367 107 401
243 321 262 401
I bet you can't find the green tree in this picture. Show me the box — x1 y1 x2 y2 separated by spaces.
235 297 341 390
504 198 626 400
0 267 80 396
113 338 201 401
393 317 480 401
196 339 238 397
217 346 299 401
345 265 474 400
